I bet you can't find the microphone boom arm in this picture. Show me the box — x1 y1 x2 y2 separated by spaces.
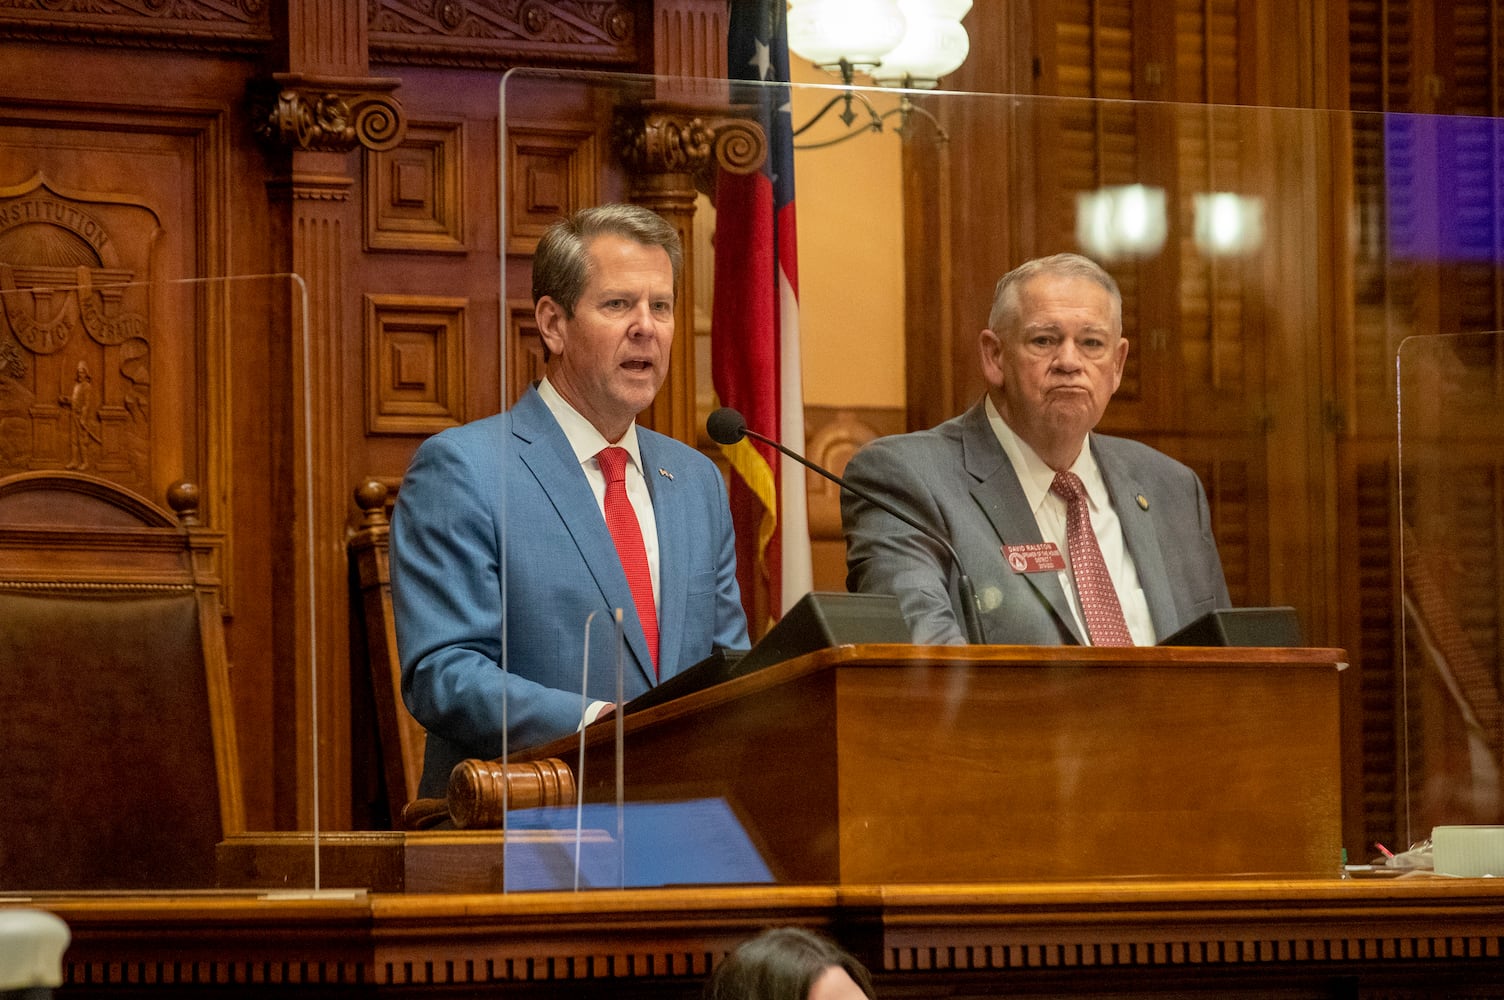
734 423 985 646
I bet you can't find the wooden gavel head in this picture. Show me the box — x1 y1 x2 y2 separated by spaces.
445 757 577 829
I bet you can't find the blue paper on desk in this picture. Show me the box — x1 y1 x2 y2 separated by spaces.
501 797 774 891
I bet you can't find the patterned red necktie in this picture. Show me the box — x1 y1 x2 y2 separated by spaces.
596 447 659 673
1050 470 1133 647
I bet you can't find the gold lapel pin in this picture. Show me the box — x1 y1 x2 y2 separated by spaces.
1136 493 1149 510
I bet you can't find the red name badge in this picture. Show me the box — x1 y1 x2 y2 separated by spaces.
1002 542 1066 574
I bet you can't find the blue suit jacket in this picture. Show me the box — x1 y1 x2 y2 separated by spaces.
391 387 748 794
842 400 1231 646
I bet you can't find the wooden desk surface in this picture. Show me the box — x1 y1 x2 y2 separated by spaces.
13 875 1504 998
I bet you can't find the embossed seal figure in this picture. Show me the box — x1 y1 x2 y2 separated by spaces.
61 360 100 471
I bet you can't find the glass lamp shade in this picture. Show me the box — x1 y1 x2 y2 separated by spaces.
787 0 908 70
870 0 973 87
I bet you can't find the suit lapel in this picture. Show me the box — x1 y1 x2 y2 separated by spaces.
510 389 656 685
1094 438 1175 639
960 403 1085 644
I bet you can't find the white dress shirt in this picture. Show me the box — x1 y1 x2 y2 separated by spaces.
537 377 661 606
538 377 661 724
984 396 1156 646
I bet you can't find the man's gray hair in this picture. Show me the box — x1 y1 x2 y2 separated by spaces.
530 203 683 316
987 252 1123 334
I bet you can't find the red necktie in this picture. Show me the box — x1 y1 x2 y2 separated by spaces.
1050 470 1133 647
596 447 658 673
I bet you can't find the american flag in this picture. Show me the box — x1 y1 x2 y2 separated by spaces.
712 0 812 632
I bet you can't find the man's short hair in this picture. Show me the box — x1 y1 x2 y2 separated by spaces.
987 252 1123 334
530 203 683 316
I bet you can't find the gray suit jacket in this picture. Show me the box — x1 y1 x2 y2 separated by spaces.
841 400 1231 645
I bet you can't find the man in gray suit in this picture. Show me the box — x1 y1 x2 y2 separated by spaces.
841 252 1230 646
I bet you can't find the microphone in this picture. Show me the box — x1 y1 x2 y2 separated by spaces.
708 407 984 646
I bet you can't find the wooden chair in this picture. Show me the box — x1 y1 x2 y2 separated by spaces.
349 479 577 831
0 471 243 890
351 479 429 827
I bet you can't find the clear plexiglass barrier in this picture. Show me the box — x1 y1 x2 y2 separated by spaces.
0 274 329 895
493 70 1443 890
6 72 1493 895
490 72 1504 890
488 68 1504 889
1397 331 1504 851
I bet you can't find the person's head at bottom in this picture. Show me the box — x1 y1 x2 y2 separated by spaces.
703 927 875 1000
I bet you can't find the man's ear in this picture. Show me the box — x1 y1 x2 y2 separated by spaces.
536 296 567 357
978 328 1006 387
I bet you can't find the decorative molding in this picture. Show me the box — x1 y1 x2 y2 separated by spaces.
266 173 355 203
504 124 598 256
364 294 467 435
0 0 270 51
250 75 406 154
364 120 466 254
368 0 637 69
613 106 766 184
0 0 266 23
0 579 194 594
42 880 1504 994
653 0 726 80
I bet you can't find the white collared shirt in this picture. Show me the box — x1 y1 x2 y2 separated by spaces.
537 378 661 608
984 396 1155 645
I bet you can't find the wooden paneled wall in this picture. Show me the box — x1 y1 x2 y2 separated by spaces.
3 0 1503 860
0 0 724 832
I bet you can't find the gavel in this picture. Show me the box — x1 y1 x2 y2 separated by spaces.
400 757 576 830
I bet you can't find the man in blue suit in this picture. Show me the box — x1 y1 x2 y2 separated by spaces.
391 204 749 795
842 252 1230 646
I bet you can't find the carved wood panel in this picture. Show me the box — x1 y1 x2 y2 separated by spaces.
0 176 163 492
363 293 468 435
0 0 270 48
505 298 546 407
504 121 601 256
0 109 235 529
369 0 640 69
0 93 283 826
364 120 467 254
803 406 904 593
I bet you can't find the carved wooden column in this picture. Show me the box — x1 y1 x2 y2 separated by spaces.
251 0 405 830
588 0 730 443
614 108 764 444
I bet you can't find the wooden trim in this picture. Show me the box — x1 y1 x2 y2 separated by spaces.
33 878 1504 994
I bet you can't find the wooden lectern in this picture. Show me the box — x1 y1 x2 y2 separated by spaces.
516 643 1346 883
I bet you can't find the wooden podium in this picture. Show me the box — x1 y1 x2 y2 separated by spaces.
516 643 1346 883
